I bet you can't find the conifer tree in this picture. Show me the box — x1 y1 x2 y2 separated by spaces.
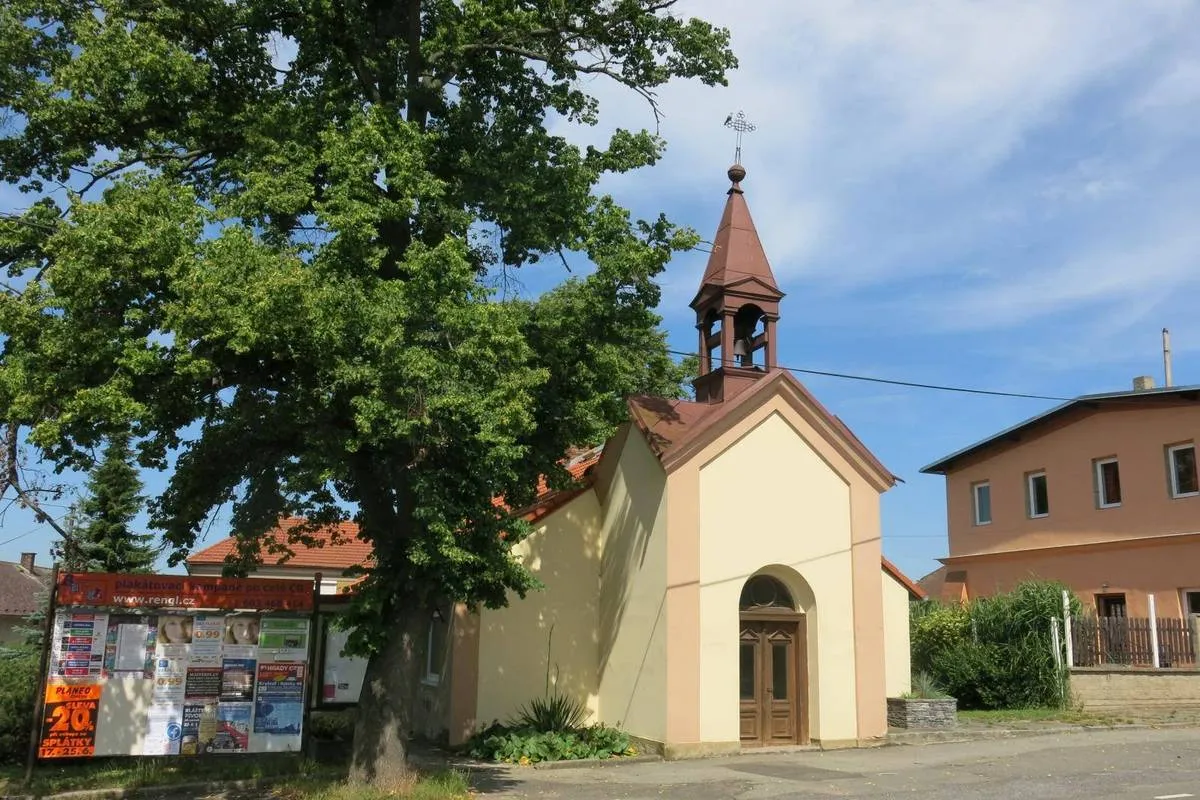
73 434 157 573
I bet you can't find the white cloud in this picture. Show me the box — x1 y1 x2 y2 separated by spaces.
541 0 1200 363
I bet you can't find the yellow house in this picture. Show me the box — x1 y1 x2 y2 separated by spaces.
188 162 920 755
455 163 917 755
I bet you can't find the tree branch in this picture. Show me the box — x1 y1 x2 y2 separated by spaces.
2 423 71 539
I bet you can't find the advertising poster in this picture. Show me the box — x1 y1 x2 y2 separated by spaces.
322 625 367 704
51 611 109 678
109 617 153 675
189 616 225 664
38 683 102 758
253 663 304 734
185 666 223 699
258 618 309 662
180 701 218 755
155 614 193 658
145 704 184 755
152 656 187 704
213 703 252 752
219 658 256 701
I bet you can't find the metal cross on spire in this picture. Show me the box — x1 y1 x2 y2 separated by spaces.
723 110 756 165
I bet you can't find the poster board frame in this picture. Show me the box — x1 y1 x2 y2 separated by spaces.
28 570 322 779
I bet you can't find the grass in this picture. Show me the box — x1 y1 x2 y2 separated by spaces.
271 770 471 800
0 753 339 797
957 708 1133 726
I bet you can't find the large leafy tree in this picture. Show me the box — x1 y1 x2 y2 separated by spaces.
0 0 734 782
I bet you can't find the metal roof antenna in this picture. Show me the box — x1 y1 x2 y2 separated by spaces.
1163 327 1174 387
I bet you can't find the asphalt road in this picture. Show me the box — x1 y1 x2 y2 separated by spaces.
471 727 1200 799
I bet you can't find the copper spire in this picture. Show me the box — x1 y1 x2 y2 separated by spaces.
690 163 782 309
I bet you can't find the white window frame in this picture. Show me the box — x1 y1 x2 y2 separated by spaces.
1094 457 1122 509
972 481 992 526
423 616 445 686
1168 443 1199 498
1027 471 1049 518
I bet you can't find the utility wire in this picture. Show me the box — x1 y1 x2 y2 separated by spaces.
0 526 40 549
667 349 1073 402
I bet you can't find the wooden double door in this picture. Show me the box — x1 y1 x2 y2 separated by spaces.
739 617 807 746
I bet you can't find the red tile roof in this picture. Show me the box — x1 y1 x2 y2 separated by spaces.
187 518 374 570
882 557 926 600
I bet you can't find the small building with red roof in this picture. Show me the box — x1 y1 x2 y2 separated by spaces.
187 162 922 755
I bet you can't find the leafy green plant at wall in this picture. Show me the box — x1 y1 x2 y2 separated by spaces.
910 580 1081 710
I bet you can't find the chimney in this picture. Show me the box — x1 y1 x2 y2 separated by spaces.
20 552 35 573
1133 375 1156 392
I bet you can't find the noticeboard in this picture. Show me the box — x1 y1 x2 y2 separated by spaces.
38 571 317 760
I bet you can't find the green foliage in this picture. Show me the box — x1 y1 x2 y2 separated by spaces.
466 722 633 765
0 647 39 764
903 671 950 700
910 580 1079 710
61 432 157 573
511 692 590 733
0 1 736 687
308 709 356 742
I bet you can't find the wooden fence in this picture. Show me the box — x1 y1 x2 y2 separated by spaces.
1071 616 1198 668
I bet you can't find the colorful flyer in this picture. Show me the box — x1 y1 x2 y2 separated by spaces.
153 656 187 703
219 658 256 701
254 663 304 734
154 614 193 659
213 703 252 752
189 616 225 664
38 683 102 758
180 701 218 755
50 611 108 678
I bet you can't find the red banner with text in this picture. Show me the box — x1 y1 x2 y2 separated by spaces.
56 573 314 611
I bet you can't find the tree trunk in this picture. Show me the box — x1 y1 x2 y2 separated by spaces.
349 607 426 788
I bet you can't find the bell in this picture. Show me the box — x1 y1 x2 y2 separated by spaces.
733 337 751 366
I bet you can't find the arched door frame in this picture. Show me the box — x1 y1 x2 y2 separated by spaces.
739 574 809 746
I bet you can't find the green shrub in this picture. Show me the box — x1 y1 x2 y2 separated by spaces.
903 671 950 700
466 723 634 764
0 647 40 764
911 580 1077 711
308 709 356 741
511 693 589 733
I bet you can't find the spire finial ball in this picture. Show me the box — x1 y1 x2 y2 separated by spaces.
727 163 747 184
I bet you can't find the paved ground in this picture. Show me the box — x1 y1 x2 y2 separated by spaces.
464 727 1200 799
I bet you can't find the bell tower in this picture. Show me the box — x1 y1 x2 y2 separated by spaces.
690 163 785 404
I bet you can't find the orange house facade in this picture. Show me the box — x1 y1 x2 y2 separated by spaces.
922 381 1200 620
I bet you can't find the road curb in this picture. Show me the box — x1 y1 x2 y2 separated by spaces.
1 774 284 800
886 720 1200 747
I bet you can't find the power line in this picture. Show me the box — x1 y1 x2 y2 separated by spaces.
667 349 1072 402
0 526 41 549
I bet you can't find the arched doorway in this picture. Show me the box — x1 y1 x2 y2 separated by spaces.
739 574 808 746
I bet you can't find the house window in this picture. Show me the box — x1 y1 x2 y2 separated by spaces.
1096 593 1127 618
1168 444 1199 498
424 614 448 685
972 482 992 526
1027 471 1049 518
1184 590 1200 617
1094 458 1122 508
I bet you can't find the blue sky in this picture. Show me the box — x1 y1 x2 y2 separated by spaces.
4 0 1200 583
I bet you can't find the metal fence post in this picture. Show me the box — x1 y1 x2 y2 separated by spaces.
1148 594 1160 668
1062 590 1074 668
